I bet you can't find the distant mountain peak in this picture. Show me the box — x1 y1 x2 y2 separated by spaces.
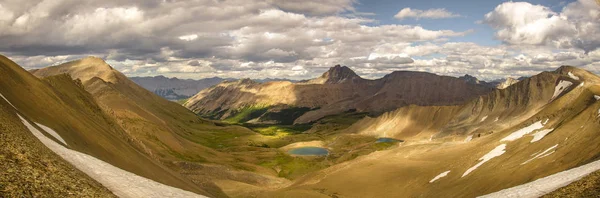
459 74 482 85
319 65 361 84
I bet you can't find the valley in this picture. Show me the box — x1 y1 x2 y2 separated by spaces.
2 54 600 198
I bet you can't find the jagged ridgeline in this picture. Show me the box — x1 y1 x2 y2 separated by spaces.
184 65 495 124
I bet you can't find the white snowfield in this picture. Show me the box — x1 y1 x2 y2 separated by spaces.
501 121 545 142
462 144 506 177
595 95 600 100
568 72 580 80
530 129 554 143
521 144 558 165
35 122 68 146
481 116 488 122
0 93 16 109
480 154 600 198
429 171 451 183
552 80 573 100
17 114 206 198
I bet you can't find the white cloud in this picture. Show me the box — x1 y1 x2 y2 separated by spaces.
0 0 598 81
483 0 600 53
179 34 198 41
394 8 461 20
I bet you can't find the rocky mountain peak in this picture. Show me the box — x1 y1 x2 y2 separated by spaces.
320 65 361 84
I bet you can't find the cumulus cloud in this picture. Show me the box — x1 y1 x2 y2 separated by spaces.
394 8 461 20
483 0 600 53
0 0 598 81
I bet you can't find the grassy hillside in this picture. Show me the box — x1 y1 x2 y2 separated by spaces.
0 55 211 196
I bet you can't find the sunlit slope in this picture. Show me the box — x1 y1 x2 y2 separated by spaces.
0 91 114 196
267 67 600 197
0 55 210 196
184 65 493 124
31 57 289 197
351 66 597 141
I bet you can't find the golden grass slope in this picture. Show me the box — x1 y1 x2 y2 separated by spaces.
31 56 297 197
265 67 600 197
0 55 211 196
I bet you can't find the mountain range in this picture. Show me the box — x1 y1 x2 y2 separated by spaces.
2 55 600 197
185 65 496 124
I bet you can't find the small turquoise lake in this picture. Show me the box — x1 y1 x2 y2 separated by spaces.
288 147 329 156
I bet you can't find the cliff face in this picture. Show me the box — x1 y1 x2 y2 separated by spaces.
184 65 494 124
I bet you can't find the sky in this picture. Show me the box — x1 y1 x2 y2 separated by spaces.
0 0 599 81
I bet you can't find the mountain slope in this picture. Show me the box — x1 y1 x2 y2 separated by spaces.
350 66 595 140
0 55 204 196
266 66 600 197
185 65 494 124
30 56 293 197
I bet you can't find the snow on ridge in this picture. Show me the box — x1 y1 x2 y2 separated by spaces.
430 171 451 183
35 122 68 146
462 144 507 177
464 135 473 143
494 117 499 122
521 144 558 165
552 80 573 100
530 129 554 143
17 114 205 198
501 121 545 142
480 147 600 198
0 93 16 109
595 95 600 100
481 116 488 122
568 72 580 80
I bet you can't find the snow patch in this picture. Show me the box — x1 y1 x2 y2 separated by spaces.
17 114 205 198
494 117 499 122
481 116 488 122
430 171 451 183
462 144 507 177
595 95 600 100
35 123 68 146
501 121 545 142
0 93 16 109
464 135 473 142
579 82 585 87
530 129 554 143
568 72 580 80
481 147 600 198
522 144 558 165
551 80 573 100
